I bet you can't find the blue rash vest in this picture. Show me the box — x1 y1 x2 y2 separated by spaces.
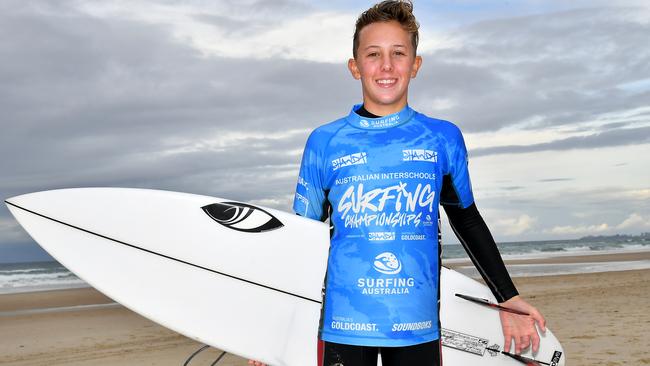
293 104 475 347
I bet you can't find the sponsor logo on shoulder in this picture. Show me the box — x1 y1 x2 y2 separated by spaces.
202 202 283 233
332 152 367 171
294 192 309 215
297 176 309 190
368 232 395 241
403 149 438 163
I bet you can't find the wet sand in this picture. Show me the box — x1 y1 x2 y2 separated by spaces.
1 252 649 365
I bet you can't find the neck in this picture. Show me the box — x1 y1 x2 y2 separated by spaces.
356 105 382 118
362 100 407 117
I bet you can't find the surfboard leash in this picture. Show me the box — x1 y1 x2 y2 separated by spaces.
183 344 228 366
211 350 227 365
455 293 530 316
486 347 551 365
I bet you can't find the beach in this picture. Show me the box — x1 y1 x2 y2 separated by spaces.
1 251 649 366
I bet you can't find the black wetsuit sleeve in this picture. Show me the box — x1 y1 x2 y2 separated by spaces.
443 203 519 303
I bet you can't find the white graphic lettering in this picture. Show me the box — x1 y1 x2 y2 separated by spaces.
392 321 432 332
294 192 309 214
401 234 427 241
403 149 438 163
345 212 421 228
332 152 367 171
297 176 309 190
357 277 415 295
331 321 378 332
359 115 401 129
337 182 435 228
335 171 435 186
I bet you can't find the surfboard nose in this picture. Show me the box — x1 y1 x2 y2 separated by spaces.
6 188 85 210
5 190 43 207
5 188 144 220
5 190 57 218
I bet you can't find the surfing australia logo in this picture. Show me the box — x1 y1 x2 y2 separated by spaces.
359 114 400 129
357 252 414 295
373 252 402 274
202 202 284 233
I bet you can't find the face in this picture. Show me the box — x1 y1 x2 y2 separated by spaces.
348 20 422 116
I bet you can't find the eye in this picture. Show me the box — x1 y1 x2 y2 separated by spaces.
202 202 284 233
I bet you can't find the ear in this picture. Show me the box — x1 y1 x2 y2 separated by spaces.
410 56 423 78
348 58 361 80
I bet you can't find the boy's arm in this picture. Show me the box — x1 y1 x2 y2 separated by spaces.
443 202 517 302
444 203 546 354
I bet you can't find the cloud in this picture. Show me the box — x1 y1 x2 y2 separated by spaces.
71 0 354 63
412 7 650 134
470 126 650 157
500 186 525 191
0 216 30 245
547 223 610 236
0 3 357 202
538 178 572 182
624 189 650 201
491 214 537 236
616 213 650 230
545 213 650 236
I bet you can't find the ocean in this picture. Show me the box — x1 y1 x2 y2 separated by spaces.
0 261 86 295
441 236 650 261
1 237 648 295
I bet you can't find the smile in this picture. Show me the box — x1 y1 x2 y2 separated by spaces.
376 79 397 86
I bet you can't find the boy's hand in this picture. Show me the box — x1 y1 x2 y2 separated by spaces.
248 360 267 366
498 295 546 354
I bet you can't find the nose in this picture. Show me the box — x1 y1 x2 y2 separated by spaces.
381 54 393 72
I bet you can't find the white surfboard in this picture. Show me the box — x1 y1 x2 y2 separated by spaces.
5 188 564 366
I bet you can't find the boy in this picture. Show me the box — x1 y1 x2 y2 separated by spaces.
252 1 544 365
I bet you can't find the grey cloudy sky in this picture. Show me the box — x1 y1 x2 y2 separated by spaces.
1 0 649 261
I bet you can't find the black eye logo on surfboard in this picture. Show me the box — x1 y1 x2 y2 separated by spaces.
202 202 284 233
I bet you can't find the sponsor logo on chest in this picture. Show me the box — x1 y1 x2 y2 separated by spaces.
332 152 367 171
368 232 396 241
403 149 438 163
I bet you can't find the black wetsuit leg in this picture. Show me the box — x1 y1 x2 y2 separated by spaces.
381 340 441 366
321 340 441 366
321 342 378 366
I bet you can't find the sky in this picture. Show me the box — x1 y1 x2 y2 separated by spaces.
1 0 649 262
